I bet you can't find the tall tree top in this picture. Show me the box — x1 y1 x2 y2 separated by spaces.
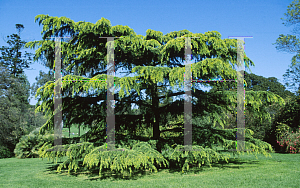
0 24 32 78
27 15 254 77
16 24 24 36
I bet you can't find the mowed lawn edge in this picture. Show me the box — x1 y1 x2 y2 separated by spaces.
0 152 299 188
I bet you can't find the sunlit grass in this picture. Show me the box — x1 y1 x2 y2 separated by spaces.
1 152 299 187
62 124 90 138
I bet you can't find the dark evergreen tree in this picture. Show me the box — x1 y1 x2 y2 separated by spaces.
274 0 300 96
0 24 44 156
26 14 281 156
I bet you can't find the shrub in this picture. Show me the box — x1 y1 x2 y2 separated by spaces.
83 142 169 177
277 128 300 153
0 145 13 159
38 141 94 173
14 126 85 159
39 141 169 177
14 127 54 159
161 144 231 173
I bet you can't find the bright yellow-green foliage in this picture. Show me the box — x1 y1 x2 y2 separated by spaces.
221 130 274 159
34 64 274 134
275 122 291 140
38 142 94 173
25 14 259 135
38 142 69 163
204 89 286 129
83 142 169 177
26 15 282 168
36 135 274 176
164 145 231 172
163 136 274 173
14 133 54 159
38 141 169 177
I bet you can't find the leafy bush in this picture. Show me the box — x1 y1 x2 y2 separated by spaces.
191 115 274 158
83 142 168 177
265 96 300 151
14 126 86 159
161 144 231 173
39 141 169 177
38 141 94 173
277 128 300 153
14 127 54 159
0 145 13 159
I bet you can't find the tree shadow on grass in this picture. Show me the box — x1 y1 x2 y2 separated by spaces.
159 156 261 175
43 160 159 181
42 155 262 181
84 168 157 181
44 161 91 177
210 157 261 169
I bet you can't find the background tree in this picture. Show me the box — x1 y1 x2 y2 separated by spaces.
211 72 294 143
274 0 300 96
283 59 300 96
270 0 300 151
0 64 32 155
0 24 33 112
0 24 45 157
30 69 54 97
0 24 32 78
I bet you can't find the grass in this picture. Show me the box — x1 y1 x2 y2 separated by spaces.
62 125 90 138
1 151 300 187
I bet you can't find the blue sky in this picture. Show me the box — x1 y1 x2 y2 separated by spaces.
0 0 296 105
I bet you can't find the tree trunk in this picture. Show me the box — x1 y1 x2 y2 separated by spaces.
152 84 160 140
79 124 80 136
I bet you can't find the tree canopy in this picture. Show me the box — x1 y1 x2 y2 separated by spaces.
0 24 46 156
274 0 300 95
26 14 285 154
211 71 294 141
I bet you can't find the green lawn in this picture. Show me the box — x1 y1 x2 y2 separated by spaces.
1 152 300 187
62 125 90 138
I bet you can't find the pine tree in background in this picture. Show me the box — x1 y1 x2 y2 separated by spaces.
274 0 300 96
271 0 300 151
0 24 46 157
